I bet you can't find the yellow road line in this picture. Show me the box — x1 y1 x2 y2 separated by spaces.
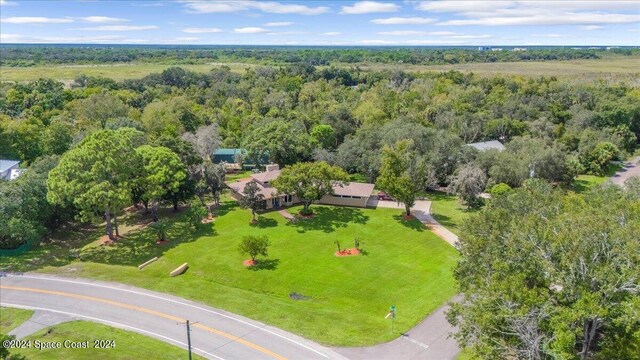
1 285 287 360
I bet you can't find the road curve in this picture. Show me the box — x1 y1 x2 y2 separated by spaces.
0 273 347 360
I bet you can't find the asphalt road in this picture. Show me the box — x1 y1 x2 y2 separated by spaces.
0 273 346 360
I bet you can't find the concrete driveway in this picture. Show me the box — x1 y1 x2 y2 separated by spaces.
610 157 640 187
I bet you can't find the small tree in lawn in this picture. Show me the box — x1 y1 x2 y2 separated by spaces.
377 140 427 217
272 161 349 215
151 219 170 242
238 180 265 223
186 199 208 228
238 235 270 263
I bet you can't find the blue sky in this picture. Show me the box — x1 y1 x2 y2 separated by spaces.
1 1 639 45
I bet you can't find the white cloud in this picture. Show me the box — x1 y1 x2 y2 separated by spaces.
416 1 640 27
267 31 308 36
417 1 512 12
322 32 342 36
1 17 73 24
371 17 436 25
341 1 399 14
182 27 223 33
182 1 329 15
77 25 158 31
377 30 488 38
78 16 129 23
234 27 268 33
439 13 640 26
175 37 200 41
628 28 640 32
359 39 397 45
580 25 604 30
359 38 470 45
264 21 293 27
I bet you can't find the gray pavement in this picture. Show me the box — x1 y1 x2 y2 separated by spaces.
0 273 347 360
610 157 640 187
9 310 76 339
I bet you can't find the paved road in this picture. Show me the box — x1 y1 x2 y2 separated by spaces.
610 157 640 188
0 273 346 360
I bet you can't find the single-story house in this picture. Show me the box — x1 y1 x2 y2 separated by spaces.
213 148 268 170
466 140 505 151
226 164 375 209
0 159 23 181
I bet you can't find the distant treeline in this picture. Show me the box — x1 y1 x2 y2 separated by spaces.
1 45 637 66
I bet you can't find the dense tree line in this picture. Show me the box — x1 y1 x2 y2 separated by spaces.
449 180 640 360
0 62 638 247
3 45 638 67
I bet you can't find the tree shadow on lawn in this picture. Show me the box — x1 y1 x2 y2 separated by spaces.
78 220 216 267
287 206 369 233
392 214 425 232
246 258 280 271
251 216 278 228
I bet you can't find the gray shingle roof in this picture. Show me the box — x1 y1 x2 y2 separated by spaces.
0 159 20 173
466 140 505 151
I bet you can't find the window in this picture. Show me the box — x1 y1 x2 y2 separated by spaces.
284 194 292 203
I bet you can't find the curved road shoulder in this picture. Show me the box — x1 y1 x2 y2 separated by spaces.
0 273 346 360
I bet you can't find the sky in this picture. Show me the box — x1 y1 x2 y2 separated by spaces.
1 0 639 46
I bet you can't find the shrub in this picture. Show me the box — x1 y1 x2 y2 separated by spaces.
489 183 512 197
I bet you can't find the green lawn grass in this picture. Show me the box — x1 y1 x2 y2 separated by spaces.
426 191 480 236
225 170 252 181
0 307 34 333
570 163 622 193
12 321 204 360
0 197 458 346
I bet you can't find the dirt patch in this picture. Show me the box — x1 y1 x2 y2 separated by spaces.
335 248 361 257
155 239 170 246
289 292 310 300
243 259 257 267
403 214 416 221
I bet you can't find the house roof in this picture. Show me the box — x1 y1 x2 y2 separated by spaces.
466 140 505 151
227 179 278 199
332 182 375 198
0 160 20 173
227 175 375 200
213 148 246 156
251 169 281 183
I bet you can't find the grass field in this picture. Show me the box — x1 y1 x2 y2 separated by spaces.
0 307 34 334
0 62 255 82
1 55 638 83
0 197 458 346
12 321 204 360
359 55 640 84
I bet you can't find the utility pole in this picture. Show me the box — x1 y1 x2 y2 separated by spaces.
179 320 195 360
186 320 193 360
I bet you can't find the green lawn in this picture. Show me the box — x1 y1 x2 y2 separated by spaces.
225 170 252 181
0 197 458 346
0 307 34 333
569 163 622 193
12 321 204 360
426 191 480 236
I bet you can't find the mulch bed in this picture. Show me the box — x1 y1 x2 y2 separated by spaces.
155 239 170 246
243 259 257 267
201 215 215 224
297 212 316 219
335 248 361 257
403 214 416 221
98 235 124 246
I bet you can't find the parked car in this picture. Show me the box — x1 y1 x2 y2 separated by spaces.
377 192 394 201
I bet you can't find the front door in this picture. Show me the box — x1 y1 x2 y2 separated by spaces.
272 197 280 207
